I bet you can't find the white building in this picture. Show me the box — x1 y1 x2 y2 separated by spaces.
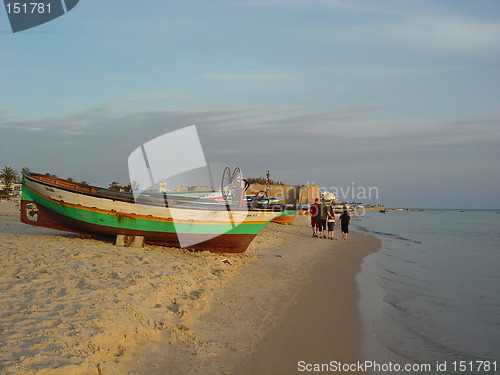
0 182 22 196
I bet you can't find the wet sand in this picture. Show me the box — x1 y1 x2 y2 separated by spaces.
233 231 380 375
0 200 380 374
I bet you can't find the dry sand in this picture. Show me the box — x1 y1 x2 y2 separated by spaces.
0 200 380 374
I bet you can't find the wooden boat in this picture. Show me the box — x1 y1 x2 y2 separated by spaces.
20 171 284 253
271 208 298 224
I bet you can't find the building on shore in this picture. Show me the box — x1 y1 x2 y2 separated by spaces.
246 184 319 205
0 182 22 196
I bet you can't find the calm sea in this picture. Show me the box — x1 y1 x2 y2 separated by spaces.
353 210 500 374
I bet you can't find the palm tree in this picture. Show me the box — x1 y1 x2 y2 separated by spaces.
0 166 18 193
109 181 121 191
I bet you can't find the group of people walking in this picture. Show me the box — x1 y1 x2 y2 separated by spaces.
310 198 350 240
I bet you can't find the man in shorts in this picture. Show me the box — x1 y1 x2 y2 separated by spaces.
310 198 319 237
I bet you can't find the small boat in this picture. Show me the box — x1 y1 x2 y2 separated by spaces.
333 204 346 214
271 207 298 224
20 170 284 253
246 195 283 205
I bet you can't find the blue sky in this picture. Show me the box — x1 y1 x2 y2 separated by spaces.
1 0 499 208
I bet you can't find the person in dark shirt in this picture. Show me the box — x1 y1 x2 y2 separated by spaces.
340 205 350 240
317 199 328 238
310 198 319 237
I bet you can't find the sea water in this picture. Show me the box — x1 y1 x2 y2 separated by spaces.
353 210 500 374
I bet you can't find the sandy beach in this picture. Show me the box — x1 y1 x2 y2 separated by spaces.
0 200 380 374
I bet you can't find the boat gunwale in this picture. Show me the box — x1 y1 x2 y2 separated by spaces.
22 171 289 213
24 184 275 227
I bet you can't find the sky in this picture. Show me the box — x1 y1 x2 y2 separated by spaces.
0 0 499 209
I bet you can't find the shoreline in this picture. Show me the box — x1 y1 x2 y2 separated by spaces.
1 201 381 374
356 248 395 367
232 231 381 375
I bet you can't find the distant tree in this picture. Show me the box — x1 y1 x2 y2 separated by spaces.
108 181 121 191
0 166 18 192
66 177 75 183
108 181 132 192
79 181 89 186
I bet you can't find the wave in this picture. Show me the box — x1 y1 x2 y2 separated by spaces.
355 225 422 244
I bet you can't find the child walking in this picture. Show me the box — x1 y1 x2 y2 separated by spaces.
327 204 336 240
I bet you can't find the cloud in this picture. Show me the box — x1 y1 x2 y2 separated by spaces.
1 101 498 209
203 69 292 83
292 3 500 58
0 102 373 180
201 69 299 92
354 15 500 55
